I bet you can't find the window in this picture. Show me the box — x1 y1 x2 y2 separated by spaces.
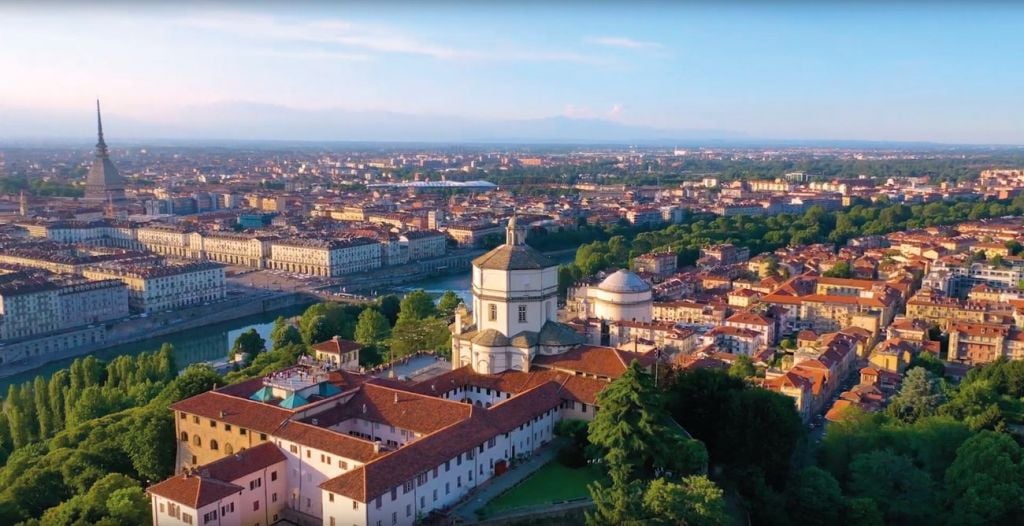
341 461 348 470
253 501 260 511
183 513 193 524
193 435 202 447
290 445 299 454
193 416 199 424
225 424 232 431
249 478 262 490
240 428 247 436
375 497 382 509
407 504 412 517
271 471 277 481
392 512 397 525
420 496 425 508
210 439 219 451
488 304 497 321
203 511 218 524
210 419 217 428
390 487 397 500
403 481 415 493
180 431 189 442
225 443 234 455
168 503 180 518
445 482 450 495
353 501 359 510
518 305 527 323
260 433 267 441
433 489 438 501
272 493 278 503
330 518 336 526
180 412 187 419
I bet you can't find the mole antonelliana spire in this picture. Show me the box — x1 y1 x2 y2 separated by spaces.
84 99 126 202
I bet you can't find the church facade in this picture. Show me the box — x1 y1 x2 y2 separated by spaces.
451 217 585 374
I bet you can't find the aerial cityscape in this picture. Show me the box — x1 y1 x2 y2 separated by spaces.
3 3 1024 526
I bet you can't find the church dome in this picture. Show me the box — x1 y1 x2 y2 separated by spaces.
598 269 651 293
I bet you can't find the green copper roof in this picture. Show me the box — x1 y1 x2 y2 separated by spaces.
249 386 274 402
279 392 309 409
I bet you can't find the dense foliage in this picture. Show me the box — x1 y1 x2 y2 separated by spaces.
0 345 231 525
586 361 724 526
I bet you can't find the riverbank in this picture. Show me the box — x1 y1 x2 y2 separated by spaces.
0 290 314 381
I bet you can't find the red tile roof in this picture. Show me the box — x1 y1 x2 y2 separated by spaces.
148 443 285 508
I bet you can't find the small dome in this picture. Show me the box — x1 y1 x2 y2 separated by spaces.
598 269 651 293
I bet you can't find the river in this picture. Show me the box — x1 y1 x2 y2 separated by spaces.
0 250 577 390
0 304 309 391
387 250 576 305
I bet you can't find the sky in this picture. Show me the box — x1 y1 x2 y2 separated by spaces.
1 2 1023 144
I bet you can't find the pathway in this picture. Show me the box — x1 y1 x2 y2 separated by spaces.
449 441 563 523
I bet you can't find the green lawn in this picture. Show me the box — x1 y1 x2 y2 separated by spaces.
482 461 603 515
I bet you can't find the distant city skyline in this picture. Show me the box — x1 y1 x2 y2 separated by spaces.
2 3 1023 144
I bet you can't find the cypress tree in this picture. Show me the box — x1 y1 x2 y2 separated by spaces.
33 376 52 440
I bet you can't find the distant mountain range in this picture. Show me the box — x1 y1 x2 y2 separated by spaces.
1 102 1021 148
1 101 743 144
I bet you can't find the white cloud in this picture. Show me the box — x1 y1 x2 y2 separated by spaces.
588 36 662 50
178 11 602 64
607 104 624 119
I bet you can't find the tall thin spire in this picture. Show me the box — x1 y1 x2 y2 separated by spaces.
95 99 108 156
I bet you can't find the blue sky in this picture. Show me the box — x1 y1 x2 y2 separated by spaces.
1 3 1023 143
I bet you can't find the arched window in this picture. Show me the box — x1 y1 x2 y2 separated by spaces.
210 439 219 451
193 435 202 447
180 431 189 442
225 443 234 455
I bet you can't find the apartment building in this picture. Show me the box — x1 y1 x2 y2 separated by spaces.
399 230 447 261
82 261 225 313
444 222 503 248
269 238 382 277
0 271 129 341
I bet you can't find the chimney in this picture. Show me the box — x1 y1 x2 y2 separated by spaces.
219 410 226 419
362 403 367 414
394 392 399 404
312 418 319 426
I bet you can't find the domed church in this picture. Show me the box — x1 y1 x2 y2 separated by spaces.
451 217 585 374
585 269 654 323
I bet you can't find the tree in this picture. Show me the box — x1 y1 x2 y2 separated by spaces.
436 290 462 318
786 467 843 526
587 362 707 525
389 316 451 358
847 450 935 524
886 367 946 423
105 487 150 526
33 376 53 440
943 431 1024 526
159 365 223 404
354 308 391 346
269 317 301 350
908 352 945 378
5 384 32 448
844 498 884 526
642 476 727 526
301 314 331 345
398 290 437 321
121 407 175 482
728 355 756 379
298 303 356 344
822 260 853 278
376 295 402 325
230 328 265 361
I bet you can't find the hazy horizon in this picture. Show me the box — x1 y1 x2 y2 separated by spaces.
2 3 1024 145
